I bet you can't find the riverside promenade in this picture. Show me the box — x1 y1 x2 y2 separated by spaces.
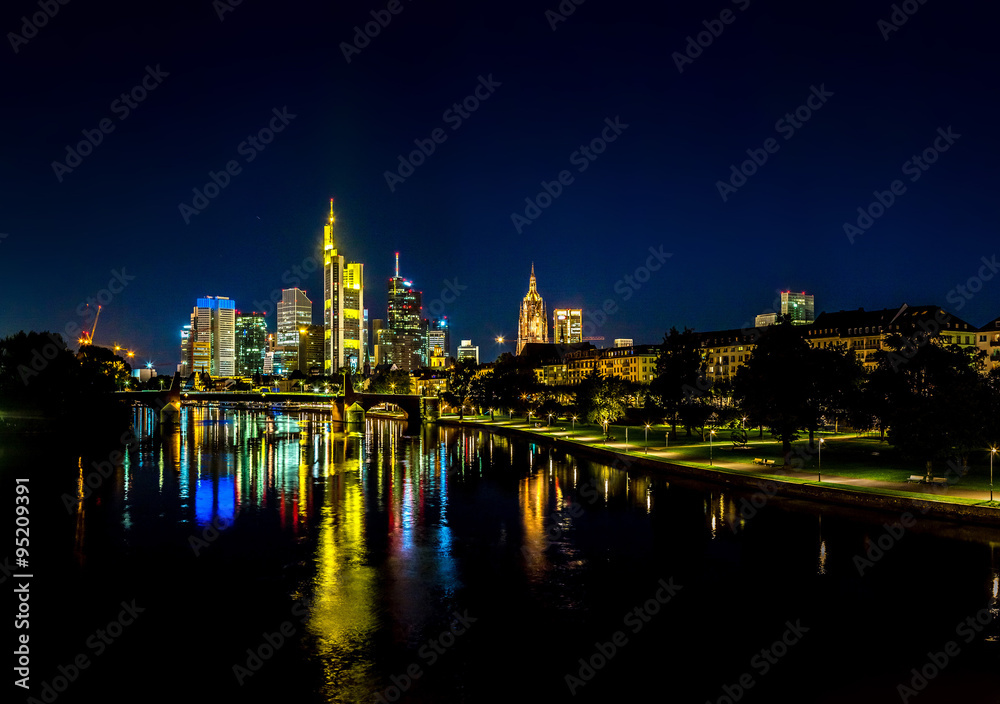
438 414 1000 526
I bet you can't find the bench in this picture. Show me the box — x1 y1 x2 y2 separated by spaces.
763 460 776 467
929 477 949 486
906 475 924 483
752 458 776 467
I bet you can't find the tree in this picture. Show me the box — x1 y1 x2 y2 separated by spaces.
489 353 538 415
77 344 132 391
871 335 989 475
650 327 706 438
537 396 563 425
469 370 496 418
803 345 866 445
584 375 630 434
369 369 411 394
446 360 477 419
0 331 130 437
733 318 816 466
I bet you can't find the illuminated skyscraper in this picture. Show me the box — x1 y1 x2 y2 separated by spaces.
179 324 191 376
781 291 815 325
425 317 450 360
517 264 547 354
383 253 424 371
457 339 479 365
297 323 325 375
323 200 345 374
343 262 364 372
322 200 365 374
553 309 583 344
235 311 268 376
188 296 236 377
371 318 386 366
277 288 311 373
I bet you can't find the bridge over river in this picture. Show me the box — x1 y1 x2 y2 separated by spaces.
116 371 439 427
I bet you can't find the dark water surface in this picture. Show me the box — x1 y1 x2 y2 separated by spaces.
6 406 1000 703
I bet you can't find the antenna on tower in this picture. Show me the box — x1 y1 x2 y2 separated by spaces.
395 252 400 278
329 198 334 221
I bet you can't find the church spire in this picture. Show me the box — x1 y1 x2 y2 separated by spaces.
517 263 547 354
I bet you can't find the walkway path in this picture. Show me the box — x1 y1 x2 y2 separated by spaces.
452 417 996 507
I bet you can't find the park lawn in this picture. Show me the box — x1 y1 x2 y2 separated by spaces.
454 416 999 493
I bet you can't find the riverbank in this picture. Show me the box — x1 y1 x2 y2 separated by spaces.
439 416 1000 527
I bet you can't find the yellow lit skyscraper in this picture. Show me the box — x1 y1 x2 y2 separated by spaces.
553 308 582 344
323 200 345 374
343 262 364 372
322 200 365 374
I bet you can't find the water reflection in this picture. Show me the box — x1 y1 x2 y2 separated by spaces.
52 406 1000 700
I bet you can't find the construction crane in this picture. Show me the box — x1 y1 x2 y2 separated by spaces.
112 343 136 360
495 334 605 344
78 305 102 346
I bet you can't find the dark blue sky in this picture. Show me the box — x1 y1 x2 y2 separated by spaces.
2 0 998 368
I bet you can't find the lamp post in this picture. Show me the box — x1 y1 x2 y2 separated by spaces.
625 425 628 451
547 412 553 427
603 420 608 445
991 446 998 502
818 438 824 483
572 415 577 431
710 429 715 466
645 424 650 454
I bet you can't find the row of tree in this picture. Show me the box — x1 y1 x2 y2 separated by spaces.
447 319 1000 472
0 332 132 437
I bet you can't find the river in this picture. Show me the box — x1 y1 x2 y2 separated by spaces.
5 405 1000 703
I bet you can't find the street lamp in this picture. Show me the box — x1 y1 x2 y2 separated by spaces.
710 429 716 466
818 438 824 482
572 415 577 431
645 424 650 454
991 446 998 502
547 412 553 427
603 420 608 444
390 382 396 394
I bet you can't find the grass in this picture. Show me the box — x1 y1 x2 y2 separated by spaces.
443 413 1000 499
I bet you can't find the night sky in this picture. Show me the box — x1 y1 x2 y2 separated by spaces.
2 0 997 369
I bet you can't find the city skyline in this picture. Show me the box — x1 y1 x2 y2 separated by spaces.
2 1 998 371
6 3 1000 701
